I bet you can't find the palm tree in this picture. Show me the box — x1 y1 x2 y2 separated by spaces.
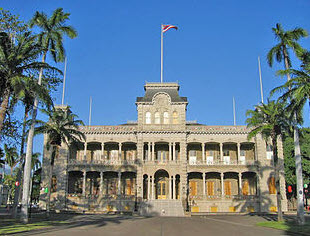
35 107 85 216
22 8 77 223
246 101 292 222
0 31 52 136
4 144 19 176
267 23 308 225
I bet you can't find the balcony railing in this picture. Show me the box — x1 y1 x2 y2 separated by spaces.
187 159 257 166
143 160 180 164
68 159 138 165
189 194 258 201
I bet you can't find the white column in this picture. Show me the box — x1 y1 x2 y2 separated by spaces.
84 142 87 160
152 142 155 161
220 143 223 163
100 172 104 195
173 176 176 199
148 142 151 161
118 172 121 195
151 176 154 199
169 176 172 199
237 143 241 164
119 143 122 161
238 172 242 195
101 142 104 159
169 142 172 161
203 173 206 196
202 143 205 163
173 142 176 161
221 173 224 197
148 176 151 199
83 171 86 196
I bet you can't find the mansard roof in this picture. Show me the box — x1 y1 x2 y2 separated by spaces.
136 82 188 103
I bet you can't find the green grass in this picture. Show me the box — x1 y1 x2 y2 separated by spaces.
257 221 310 235
0 220 69 235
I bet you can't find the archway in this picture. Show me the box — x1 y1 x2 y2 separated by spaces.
154 170 169 199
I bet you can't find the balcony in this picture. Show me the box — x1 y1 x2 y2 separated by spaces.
187 159 257 166
68 159 139 166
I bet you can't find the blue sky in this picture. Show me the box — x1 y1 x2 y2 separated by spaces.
2 0 310 156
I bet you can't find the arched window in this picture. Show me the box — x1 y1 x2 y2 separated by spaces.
155 112 160 124
51 175 57 193
145 112 151 124
172 111 178 124
163 112 169 124
268 176 276 194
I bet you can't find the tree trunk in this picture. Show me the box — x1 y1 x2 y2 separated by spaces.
46 145 55 217
283 47 305 225
12 108 28 218
272 135 283 221
0 87 11 139
21 52 46 224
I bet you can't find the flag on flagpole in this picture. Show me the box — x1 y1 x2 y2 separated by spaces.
162 24 178 33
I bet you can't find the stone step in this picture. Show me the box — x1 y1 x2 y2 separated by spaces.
139 200 184 217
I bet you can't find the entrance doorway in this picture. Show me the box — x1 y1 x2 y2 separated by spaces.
154 170 169 200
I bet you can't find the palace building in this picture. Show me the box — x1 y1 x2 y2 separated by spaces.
39 82 287 216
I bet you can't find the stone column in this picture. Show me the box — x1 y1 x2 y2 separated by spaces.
101 142 105 159
148 175 151 200
118 172 121 195
221 173 224 197
169 143 172 161
237 143 241 164
151 176 154 199
220 143 223 163
203 173 206 196
83 171 86 196
169 176 172 199
100 172 104 195
84 142 87 160
148 142 151 161
173 176 176 199
152 142 155 161
238 172 242 195
173 142 176 161
202 143 205 163
119 143 122 161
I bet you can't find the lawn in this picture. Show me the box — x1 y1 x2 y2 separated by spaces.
257 221 310 235
0 218 69 235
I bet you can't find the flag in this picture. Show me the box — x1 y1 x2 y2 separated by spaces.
162 24 178 33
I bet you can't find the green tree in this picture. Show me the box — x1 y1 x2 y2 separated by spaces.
246 101 291 222
267 23 308 225
22 8 77 223
4 144 18 176
35 107 85 215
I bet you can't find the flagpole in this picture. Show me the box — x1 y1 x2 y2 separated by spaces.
88 96 92 126
233 96 236 126
61 57 67 105
161 24 163 83
258 56 264 104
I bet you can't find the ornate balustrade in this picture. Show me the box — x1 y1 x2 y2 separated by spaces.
68 159 138 166
187 160 257 166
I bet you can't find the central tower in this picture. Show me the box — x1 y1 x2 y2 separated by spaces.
136 82 188 131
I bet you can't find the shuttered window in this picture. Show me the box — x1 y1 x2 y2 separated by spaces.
268 177 276 194
242 180 249 195
224 181 231 196
207 181 214 196
190 181 197 196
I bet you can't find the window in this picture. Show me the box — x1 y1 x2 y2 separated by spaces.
163 112 169 124
223 149 230 156
172 111 178 124
242 180 249 195
189 181 198 196
266 144 273 160
145 112 151 124
155 112 160 124
51 175 57 193
268 177 276 194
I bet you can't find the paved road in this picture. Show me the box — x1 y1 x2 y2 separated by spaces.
27 215 296 236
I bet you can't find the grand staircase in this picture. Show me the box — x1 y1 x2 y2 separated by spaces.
139 200 184 217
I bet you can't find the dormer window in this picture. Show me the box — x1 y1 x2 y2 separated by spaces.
163 112 169 124
155 112 160 124
146 112 151 124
